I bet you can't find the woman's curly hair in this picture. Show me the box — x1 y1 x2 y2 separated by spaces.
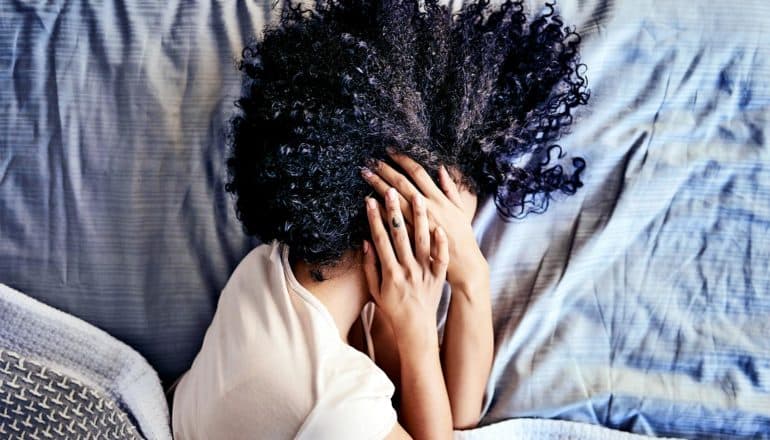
226 0 589 275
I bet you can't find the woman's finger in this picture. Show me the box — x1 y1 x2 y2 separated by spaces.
412 193 430 267
366 197 399 273
385 188 415 266
387 150 444 200
362 240 381 301
430 226 449 278
374 197 415 244
373 160 421 211
439 165 463 207
361 167 414 224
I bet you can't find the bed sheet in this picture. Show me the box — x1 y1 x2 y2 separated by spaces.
0 0 265 385
1 0 769 437
471 0 770 436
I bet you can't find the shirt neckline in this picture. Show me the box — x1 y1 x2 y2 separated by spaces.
278 242 380 361
278 243 395 386
279 242 347 341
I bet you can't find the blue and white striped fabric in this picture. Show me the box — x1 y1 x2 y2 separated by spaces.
1 0 769 437
470 1 770 437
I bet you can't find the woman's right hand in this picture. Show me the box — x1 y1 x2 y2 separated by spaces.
363 187 448 351
364 187 454 440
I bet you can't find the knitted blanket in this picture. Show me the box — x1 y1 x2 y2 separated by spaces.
0 284 171 440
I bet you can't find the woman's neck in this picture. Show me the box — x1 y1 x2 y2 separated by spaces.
292 251 369 343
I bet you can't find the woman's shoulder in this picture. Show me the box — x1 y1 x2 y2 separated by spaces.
218 241 282 298
232 241 281 277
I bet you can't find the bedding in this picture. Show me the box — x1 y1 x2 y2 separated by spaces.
467 1 770 437
453 418 680 440
1 0 769 437
0 284 171 440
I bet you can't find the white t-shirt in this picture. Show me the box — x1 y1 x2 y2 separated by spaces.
172 241 397 440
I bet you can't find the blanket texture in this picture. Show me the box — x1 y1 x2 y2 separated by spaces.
0 284 171 440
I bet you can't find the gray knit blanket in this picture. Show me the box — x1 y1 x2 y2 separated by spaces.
0 284 171 440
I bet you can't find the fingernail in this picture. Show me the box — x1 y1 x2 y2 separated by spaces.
386 146 395 154
363 241 369 254
387 188 397 201
366 197 376 210
360 167 373 178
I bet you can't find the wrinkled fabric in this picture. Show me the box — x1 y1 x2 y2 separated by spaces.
470 1 770 437
1 0 769 438
0 0 265 384
454 417 682 440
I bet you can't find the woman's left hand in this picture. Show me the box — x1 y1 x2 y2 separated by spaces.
361 151 488 291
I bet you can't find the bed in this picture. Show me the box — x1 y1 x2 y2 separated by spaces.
1 0 768 437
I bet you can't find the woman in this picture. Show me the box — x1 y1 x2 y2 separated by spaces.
171 0 588 438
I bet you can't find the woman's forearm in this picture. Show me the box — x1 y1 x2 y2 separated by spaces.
397 330 453 440
441 263 494 429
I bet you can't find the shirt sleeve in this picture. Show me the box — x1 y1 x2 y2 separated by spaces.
297 392 397 440
295 350 398 440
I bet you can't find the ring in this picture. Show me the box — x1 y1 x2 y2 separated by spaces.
391 217 401 228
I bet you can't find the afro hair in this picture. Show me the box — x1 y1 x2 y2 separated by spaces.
225 0 589 272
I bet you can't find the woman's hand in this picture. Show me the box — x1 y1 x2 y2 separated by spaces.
364 187 454 440
361 151 488 293
362 152 493 429
362 187 448 347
